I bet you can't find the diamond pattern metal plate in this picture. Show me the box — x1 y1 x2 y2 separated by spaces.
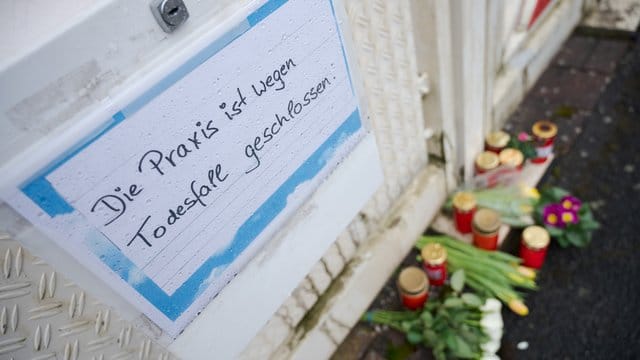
0 233 174 360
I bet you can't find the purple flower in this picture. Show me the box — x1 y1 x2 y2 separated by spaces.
543 204 565 228
560 195 581 212
560 209 579 225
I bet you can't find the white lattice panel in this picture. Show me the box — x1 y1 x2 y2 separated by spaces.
347 0 428 220
241 0 428 357
0 234 173 360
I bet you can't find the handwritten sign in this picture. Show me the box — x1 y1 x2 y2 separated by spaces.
3 0 363 336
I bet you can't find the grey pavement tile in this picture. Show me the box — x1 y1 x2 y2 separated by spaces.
584 39 631 73
530 66 567 99
553 35 598 68
501 33 639 360
538 68 609 111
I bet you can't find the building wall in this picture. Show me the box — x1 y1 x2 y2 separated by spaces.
0 0 585 359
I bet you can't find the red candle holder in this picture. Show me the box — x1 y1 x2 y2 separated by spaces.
472 208 501 251
421 243 448 286
397 267 429 310
475 151 500 174
531 120 557 164
519 225 550 268
499 148 524 170
485 131 510 154
452 192 477 234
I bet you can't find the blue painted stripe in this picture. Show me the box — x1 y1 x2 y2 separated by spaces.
248 0 288 26
20 111 128 217
85 232 182 317
21 178 74 216
85 109 362 320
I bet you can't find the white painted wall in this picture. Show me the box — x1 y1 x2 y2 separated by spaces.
493 0 585 126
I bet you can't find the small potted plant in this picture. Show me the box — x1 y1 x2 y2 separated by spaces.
534 187 600 247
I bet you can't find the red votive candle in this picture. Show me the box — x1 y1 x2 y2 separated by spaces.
452 192 477 234
475 151 500 174
421 243 448 286
531 120 557 163
397 267 429 310
519 225 550 268
499 148 524 170
472 208 501 251
485 130 511 154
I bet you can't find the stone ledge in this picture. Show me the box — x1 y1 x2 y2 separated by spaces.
432 156 554 246
277 165 447 359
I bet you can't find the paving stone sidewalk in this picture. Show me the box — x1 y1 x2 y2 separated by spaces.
333 29 639 360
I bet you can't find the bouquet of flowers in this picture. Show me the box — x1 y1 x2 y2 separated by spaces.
363 270 503 360
534 187 600 247
417 235 537 315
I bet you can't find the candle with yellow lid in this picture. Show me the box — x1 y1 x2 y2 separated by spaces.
397 267 429 310
499 148 524 170
519 225 550 268
452 191 477 234
472 208 501 250
421 243 448 286
485 130 510 153
531 120 557 163
475 151 500 174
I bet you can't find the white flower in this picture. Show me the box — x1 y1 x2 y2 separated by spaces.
481 353 500 360
479 298 504 355
481 337 502 354
481 311 504 332
480 298 502 313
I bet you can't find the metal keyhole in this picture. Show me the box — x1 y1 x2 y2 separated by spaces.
151 0 189 33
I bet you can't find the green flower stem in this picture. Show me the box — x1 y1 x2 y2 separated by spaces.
418 236 521 263
416 234 536 312
448 262 511 288
466 272 519 302
447 251 519 276
419 236 535 288
438 247 536 289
